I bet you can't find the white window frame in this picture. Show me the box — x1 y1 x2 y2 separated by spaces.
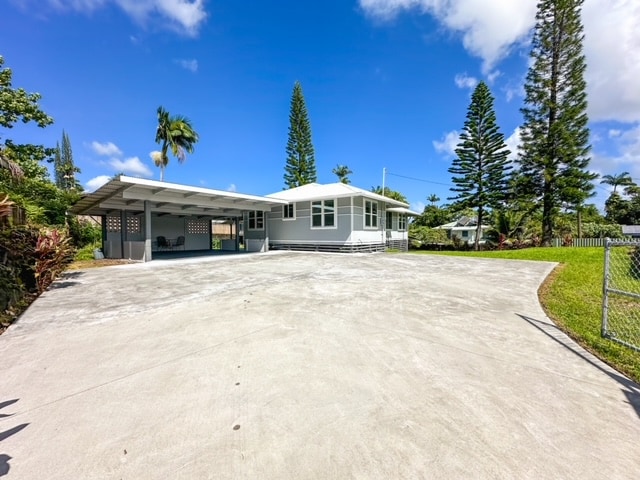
364 199 378 229
310 199 337 229
282 203 296 221
248 210 264 231
398 214 406 231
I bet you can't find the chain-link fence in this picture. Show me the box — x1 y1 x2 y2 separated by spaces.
602 239 640 352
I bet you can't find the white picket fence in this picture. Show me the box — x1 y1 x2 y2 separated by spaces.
552 237 639 247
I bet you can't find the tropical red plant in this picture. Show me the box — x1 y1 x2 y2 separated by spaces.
34 228 73 293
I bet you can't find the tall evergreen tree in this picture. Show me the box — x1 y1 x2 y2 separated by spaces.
284 81 316 188
518 0 596 246
53 141 63 188
448 81 511 250
53 131 80 190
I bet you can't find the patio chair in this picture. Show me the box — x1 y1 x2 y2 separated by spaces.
174 235 185 251
157 236 170 250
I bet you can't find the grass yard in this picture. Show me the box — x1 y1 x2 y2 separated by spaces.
413 247 640 384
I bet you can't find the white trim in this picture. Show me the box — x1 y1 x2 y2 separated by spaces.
363 199 379 230
398 214 406 231
350 196 354 233
310 199 338 230
282 203 296 221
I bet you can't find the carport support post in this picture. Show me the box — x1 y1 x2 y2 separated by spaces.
120 209 127 259
264 210 269 252
144 200 152 262
235 217 240 252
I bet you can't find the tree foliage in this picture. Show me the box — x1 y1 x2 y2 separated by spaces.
0 56 53 131
0 55 80 331
448 81 511 250
54 130 81 190
517 0 596 246
284 81 317 188
600 172 632 194
332 164 352 184
412 204 453 228
154 106 199 181
371 186 407 203
605 184 640 225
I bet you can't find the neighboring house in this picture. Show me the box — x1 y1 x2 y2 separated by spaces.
622 225 640 238
243 183 419 252
434 216 491 244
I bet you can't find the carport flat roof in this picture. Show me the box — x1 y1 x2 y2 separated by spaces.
71 175 288 217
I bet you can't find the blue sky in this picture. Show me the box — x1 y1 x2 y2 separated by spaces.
2 0 639 213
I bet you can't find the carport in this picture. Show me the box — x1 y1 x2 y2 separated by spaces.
70 175 288 261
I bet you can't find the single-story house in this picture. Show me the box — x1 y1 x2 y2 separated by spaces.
255 182 420 252
434 216 491 244
71 176 419 260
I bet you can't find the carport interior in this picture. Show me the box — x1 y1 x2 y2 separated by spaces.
70 175 287 261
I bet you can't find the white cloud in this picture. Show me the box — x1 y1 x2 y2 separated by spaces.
90 141 122 156
609 129 622 138
584 0 640 122
227 183 237 192
44 0 207 36
433 130 459 157
359 0 538 72
359 0 640 123
504 127 521 161
86 175 111 192
454 72 478 89
109 156 153 177
176 58 198 72
590 124 640 185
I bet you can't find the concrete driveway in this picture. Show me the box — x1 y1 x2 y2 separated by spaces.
1 252 639 479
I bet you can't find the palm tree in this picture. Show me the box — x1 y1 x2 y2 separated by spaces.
332 164 352 184
427 194 440 206
154 106 199 181
600 172 633 194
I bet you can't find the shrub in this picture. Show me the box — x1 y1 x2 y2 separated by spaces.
34 228 74 293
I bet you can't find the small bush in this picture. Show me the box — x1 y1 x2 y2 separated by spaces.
34 228 74 293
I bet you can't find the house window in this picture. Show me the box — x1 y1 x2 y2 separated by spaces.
398 214 406 231
386 211 393 230
311 199 335 228
364 200 378 229
283 203 295 220
248 211 264 230
461 230 469 238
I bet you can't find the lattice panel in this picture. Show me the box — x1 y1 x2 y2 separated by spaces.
187 219 209 234
127 216 141 234
106 216 121 232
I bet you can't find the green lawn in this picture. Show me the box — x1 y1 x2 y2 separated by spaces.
412 247 640 384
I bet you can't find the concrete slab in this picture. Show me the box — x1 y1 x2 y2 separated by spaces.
0 252 638 479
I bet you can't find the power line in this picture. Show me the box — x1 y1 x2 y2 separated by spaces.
388 170 615 195
386 172 454 188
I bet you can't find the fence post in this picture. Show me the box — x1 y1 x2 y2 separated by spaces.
601 238 611 337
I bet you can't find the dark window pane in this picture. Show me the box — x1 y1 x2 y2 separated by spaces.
325 214 334 227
